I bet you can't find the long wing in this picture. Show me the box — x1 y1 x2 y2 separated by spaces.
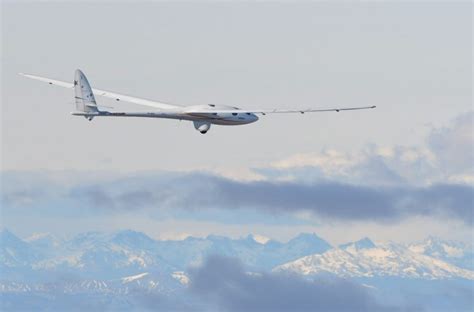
185 106 376 115
19 73 181 110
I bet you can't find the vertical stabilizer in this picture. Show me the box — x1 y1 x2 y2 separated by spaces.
74 69 99 116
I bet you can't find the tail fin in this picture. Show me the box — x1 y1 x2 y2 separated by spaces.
74 69 99 117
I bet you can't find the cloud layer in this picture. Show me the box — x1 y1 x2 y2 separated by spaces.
2 112 472 227
3 170 473 226
57 173 470 225
267 111 473 186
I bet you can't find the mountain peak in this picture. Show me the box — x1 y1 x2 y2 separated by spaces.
409 236 467 260
424 235 445 245
340 237 376 250
237 234 263 245
276 241 474 280
0 229 24 245
420 236 468 249
25 232 61 248
113 229 151 239
25 232 51 242
289 233 327 243
247 234 270 244
0 228 15 237
206 234 229 241
285 233 332 255
111 230 156 248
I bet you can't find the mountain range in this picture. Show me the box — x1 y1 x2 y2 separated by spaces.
275 237 474 280
1 229 333 280
2 229 473 281
1 229 473 310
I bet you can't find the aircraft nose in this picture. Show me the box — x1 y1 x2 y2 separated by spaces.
251 114 259 122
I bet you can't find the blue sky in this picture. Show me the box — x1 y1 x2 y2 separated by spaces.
1 2 472 245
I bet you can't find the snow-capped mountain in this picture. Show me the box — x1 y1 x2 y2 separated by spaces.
275 238 474 280
25 233 62 249
124 231 332 271
0 230 38 267
1 271 187 296
3 230 473 284
31 231 177 280
0 230 332 281
408 236 474 270
276 233 332 262
2 230 474 312
339 237 375 250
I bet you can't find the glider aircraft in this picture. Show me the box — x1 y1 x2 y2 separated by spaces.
21 70 376 134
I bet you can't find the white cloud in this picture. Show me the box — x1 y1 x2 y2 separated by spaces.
264 112 473 186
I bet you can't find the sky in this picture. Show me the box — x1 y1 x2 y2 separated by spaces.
1 1 472 245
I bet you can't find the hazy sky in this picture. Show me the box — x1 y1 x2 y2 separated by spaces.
1 1 472 244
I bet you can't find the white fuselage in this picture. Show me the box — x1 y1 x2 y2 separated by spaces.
72 104 259 125
182 104 259 125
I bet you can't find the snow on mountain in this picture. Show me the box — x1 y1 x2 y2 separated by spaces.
121 272 149 284
15 230 177 280
64 280 110 293
250 234 270 244
25 233 61 248
171 271 190 285
1 270 185 296
275 238 474 280
3 229 473 284
0 281 35 293
149 232 332 271
408 236 474 270
2 230 473 311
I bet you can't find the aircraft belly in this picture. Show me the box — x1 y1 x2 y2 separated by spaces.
77 111 254 126
209 119 248 125
184 113 249 125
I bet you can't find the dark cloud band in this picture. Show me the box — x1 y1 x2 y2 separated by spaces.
70 173 473 224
